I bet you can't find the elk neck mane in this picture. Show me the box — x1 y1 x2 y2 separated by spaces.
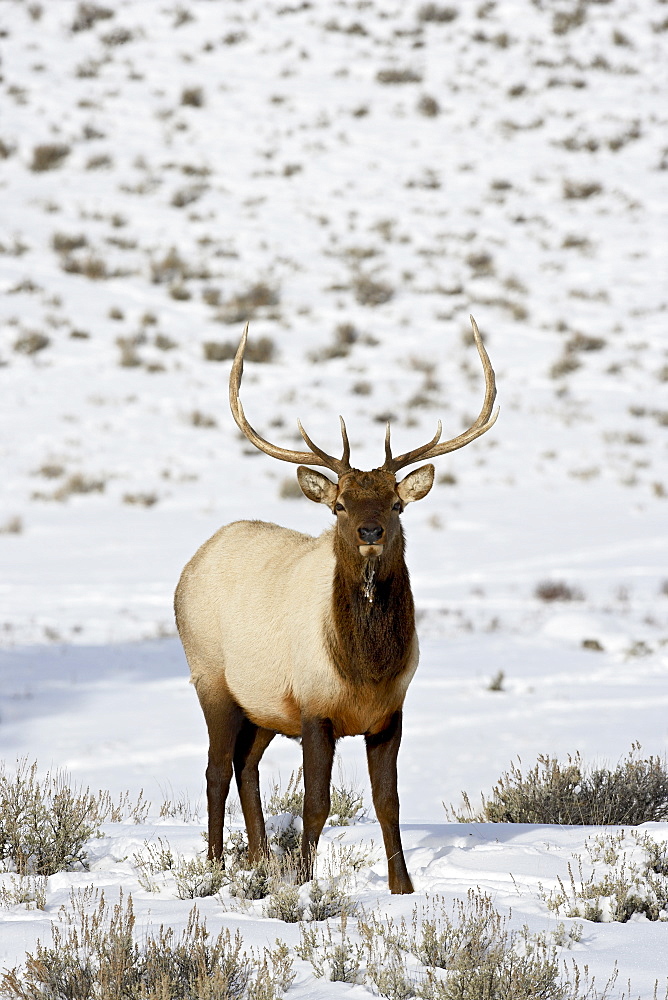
325 518 415 686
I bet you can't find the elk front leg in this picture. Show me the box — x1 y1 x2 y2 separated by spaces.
300 715 335 881
198 678 244 862
365 710 414 894
233 722 275 864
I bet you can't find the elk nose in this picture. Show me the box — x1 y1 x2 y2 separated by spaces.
358 523 384 544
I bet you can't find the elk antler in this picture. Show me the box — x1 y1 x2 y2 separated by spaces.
382 315 499 473
229 323 352 476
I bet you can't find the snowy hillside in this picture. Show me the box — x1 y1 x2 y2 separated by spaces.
1 0 668 994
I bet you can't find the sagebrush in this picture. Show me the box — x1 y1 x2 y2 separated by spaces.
0 888 294 1000
0 759 148 876
448 747 668 825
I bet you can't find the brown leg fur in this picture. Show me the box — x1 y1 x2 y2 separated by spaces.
365 710 413 894
197 676 244 861
301 715 336 881
233 722 275 863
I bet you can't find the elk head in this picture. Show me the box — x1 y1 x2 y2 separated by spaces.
229 317 498 569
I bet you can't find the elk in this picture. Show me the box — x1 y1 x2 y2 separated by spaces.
175 316 498 894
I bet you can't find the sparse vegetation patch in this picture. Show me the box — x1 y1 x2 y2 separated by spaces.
0 890 294 1000
30 143 71 172
0 759 148 876
449 747 668 825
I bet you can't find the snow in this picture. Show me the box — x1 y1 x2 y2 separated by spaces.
1 0 667 994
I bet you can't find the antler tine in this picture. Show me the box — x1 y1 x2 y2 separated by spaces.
382 420 442 473
339 415 351 469
385 315 498 473
384 422 392 467
229 322 349 473
297 418 351 476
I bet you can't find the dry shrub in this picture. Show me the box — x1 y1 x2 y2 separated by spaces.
563 180 603 200
376 68 423 85
0 516 22 535
309 322 359 362
101 26 134 46
417 3 459 22
203 340 235 362
30 143 70 172
203 336 275 363
35 462 65 479
181 86 205 107
171 184 207 208
466 250 495 276
122 492 158 507
155 333 177 351
449 748 668 825
117 336 142 367
150 247 210 285
544 829 668 924
353 274 393 306
71 2 113 32
535 580 584 602
215 283 280 325
0 759 148 876
553 6 587 35
62 253 108 280
550 353 581 378
566 332 606 353
52 233 88 254
189 409 217 428
1 889 294 1000
300 890 606 997
14 332 50 355
417 94 440 116
52 474 106 501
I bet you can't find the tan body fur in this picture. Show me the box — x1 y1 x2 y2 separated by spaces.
175 520 419 741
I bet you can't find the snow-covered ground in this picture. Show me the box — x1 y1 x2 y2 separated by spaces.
1 0 667 994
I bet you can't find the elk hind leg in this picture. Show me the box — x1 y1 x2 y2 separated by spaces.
301 715 335 881
233 720 275 863
366 710 413 894
196 674 244 862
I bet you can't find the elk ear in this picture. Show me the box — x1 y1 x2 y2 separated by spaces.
396 463 435 505
297 466 339 507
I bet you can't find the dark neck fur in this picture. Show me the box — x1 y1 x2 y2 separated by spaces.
327 528 415 686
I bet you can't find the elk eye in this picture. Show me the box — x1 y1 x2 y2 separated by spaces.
392 501 402 512
335 502 345 512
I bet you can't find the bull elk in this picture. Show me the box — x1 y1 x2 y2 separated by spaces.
175 316 498 894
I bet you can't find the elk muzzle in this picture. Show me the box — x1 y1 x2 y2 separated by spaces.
358 522 384 558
